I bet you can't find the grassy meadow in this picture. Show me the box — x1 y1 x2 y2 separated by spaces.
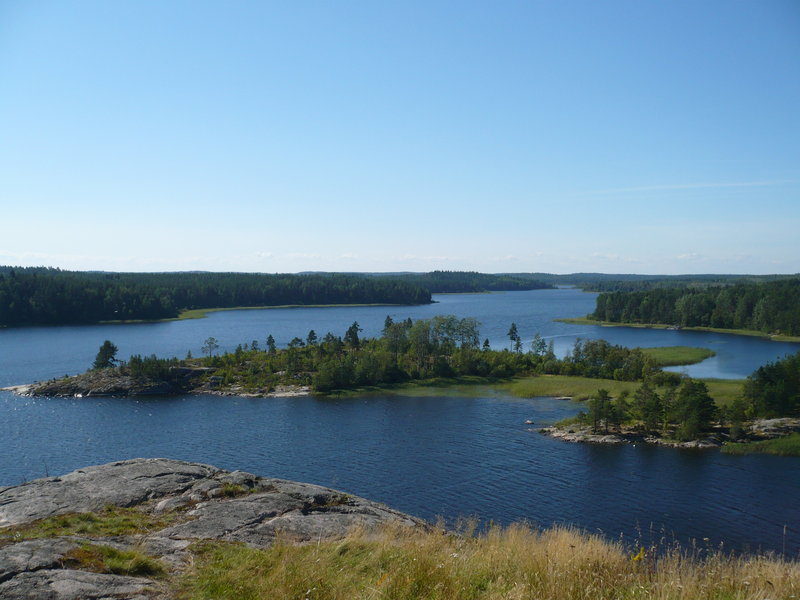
178 522 800 600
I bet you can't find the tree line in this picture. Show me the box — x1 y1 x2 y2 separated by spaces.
89 317 800 441
0 267 556 327
581 348 800 441
590 278 800 335
386 271 553 293
0 268 431 326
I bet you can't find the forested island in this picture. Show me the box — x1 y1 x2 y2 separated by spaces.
567 278 800 339
0 267 555 327
11 315 799 452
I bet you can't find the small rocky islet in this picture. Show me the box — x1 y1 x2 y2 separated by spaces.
537 417 800 449
0 458 422 599
3 367 311 399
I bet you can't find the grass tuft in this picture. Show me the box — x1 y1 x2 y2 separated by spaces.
178 522 800 600
0 505 177 546
63 542 167 577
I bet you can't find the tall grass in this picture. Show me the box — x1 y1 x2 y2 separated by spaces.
722 433 800 456
178 522 800 600
639 346 715 367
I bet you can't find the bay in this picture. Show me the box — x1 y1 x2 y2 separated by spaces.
1 288 799 555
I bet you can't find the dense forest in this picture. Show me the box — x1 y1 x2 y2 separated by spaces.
744 352 800 417
589 279 800 335
387 271 553 293
0 267 554 327
508 272 795 292
0 268 431 326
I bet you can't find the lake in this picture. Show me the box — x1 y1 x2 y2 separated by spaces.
1 288 799 555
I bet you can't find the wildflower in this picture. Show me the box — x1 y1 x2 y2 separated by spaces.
631 547 646 562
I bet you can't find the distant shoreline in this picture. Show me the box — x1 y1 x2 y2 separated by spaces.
63 303 416 326
556 317 800 343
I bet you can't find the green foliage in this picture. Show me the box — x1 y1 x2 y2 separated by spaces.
632 382 662 431
387 270 553 293
672 380 717 441
92 340 118 370
587 389 613 433
63 542 166 577
743 351 800 417
590 278 800 336
0 506 176 544
127 354 180 380
201 337 219 357
219 483 251 497
639 346 715 367
0 268 431 326
721 433 800 456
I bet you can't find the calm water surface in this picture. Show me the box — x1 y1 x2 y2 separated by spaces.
2 288 798 387
1 289 798 554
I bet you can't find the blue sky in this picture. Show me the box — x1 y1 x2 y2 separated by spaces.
1 1 798 274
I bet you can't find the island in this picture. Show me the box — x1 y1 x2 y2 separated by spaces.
6 314 799 454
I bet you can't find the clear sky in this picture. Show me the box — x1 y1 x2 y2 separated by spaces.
1 1 798 275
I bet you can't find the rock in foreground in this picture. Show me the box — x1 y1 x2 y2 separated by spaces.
0 458 422 599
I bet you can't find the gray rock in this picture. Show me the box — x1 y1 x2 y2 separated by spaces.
0 539 78 584
0 459 220 527
0 569 157 599
0 458 424 598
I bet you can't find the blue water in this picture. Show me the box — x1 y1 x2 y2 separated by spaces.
1 289 799 555
1 288 797 388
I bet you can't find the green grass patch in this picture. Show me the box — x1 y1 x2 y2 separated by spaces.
507 375 639 401
701 379 744 409
0 505 177 546
639 346 715 367
219 483 251 498
506 375 743 410
326 376 511 398
555 317 800 342
721 433 800 456
63 542 166 577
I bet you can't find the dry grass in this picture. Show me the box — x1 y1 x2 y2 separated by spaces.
178 522 800 600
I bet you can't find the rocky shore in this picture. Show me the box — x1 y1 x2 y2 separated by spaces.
1 368 311 399
0 458 422 599
538 417 800 450
537 426 722 449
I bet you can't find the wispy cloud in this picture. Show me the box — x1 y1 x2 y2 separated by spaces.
589 180 792 195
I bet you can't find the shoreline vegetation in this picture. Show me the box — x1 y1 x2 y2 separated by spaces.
556 317 800 343
0 267 553 327
584 278 800 340
99 302 410 324
7 314 800 455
